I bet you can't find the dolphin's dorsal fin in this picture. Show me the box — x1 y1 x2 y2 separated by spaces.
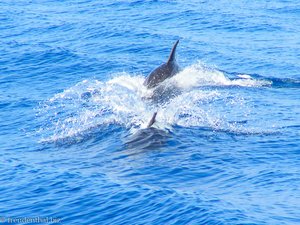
167 40 179 64
147 112 157 128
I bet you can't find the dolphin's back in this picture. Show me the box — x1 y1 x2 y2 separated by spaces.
143 63 174 89
143 40 180 89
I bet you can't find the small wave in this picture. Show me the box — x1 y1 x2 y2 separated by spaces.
267 77 300 89
231 72 300 89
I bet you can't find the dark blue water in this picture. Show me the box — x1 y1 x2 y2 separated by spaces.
1 1 300 224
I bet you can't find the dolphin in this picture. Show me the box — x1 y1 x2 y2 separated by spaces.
143 40 180 89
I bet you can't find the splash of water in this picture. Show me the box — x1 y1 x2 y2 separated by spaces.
36 62 274 143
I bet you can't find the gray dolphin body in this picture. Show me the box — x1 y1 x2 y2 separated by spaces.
144 40 180 128
143 40 180 89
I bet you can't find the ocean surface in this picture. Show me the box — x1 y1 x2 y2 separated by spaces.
1 1 300 224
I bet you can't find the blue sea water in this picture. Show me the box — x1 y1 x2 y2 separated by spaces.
1 0 300 224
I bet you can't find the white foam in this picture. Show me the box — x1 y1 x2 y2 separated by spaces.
171 62 271 88
173 63 230 88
